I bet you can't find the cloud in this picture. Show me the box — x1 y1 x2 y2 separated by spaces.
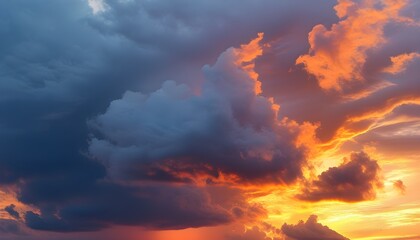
374 236 420 240
4 204 20 219
227 226 275 240
88 0 108 14
393 179 406 195
0 0 419 238
383 52 420 74
90 0 335 63
296 0 411 91
281 215 349 240
297 152 383 202
226 221 284 240
88 33 316 185
0 0 329 235
22 183 244 232
0 219 23 235
257 0 420 153
226 217 347 240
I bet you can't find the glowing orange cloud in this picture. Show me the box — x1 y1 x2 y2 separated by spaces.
383 52 420 74
233 32 264 95
296 0 410 91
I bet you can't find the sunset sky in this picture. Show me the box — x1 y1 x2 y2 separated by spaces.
1 0 420 239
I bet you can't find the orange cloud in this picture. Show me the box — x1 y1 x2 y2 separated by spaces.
383 52 420 74
234 32 264 94
296 0 410 91
324 97 420 151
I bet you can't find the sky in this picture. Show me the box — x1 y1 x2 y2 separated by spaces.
0 0 420 239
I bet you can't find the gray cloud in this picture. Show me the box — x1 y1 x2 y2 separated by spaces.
1 0 418 239
88 35 312 185
0 219 23 235
297 152 383 202
4 204 20 219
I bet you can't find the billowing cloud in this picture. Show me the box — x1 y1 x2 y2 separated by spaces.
282 215 349 240
89 34 316 185
0 0 419 239
296 0 411 91
0 0 331 236
256 0 420 157
297 152 383 202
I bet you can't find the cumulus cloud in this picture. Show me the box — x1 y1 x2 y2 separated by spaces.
227 217 347 240
281 215 349 240
89 33 316 185
297 152 383 202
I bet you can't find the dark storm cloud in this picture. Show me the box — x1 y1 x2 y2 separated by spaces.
88 35 314 185
1 0 404 237
91 0 336 60
281 215 349 240
23 183 238 232
0 0 236 233
1 0 312 233
4 204 20 219
0 0 142 185
0 0 333 184
297 152 383 202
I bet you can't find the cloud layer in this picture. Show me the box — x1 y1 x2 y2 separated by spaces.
0 0 419 239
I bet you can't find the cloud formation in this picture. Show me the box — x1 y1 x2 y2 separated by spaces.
23 183 243 232
393 179 406 195
4 204 20 219
227 226 274 240
383 52 420 74
0 0 419 239
257 0 420 153
298 152 383 202
89 34 316 185
281 215 349 240
0 219 22 235
296 0 411 91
